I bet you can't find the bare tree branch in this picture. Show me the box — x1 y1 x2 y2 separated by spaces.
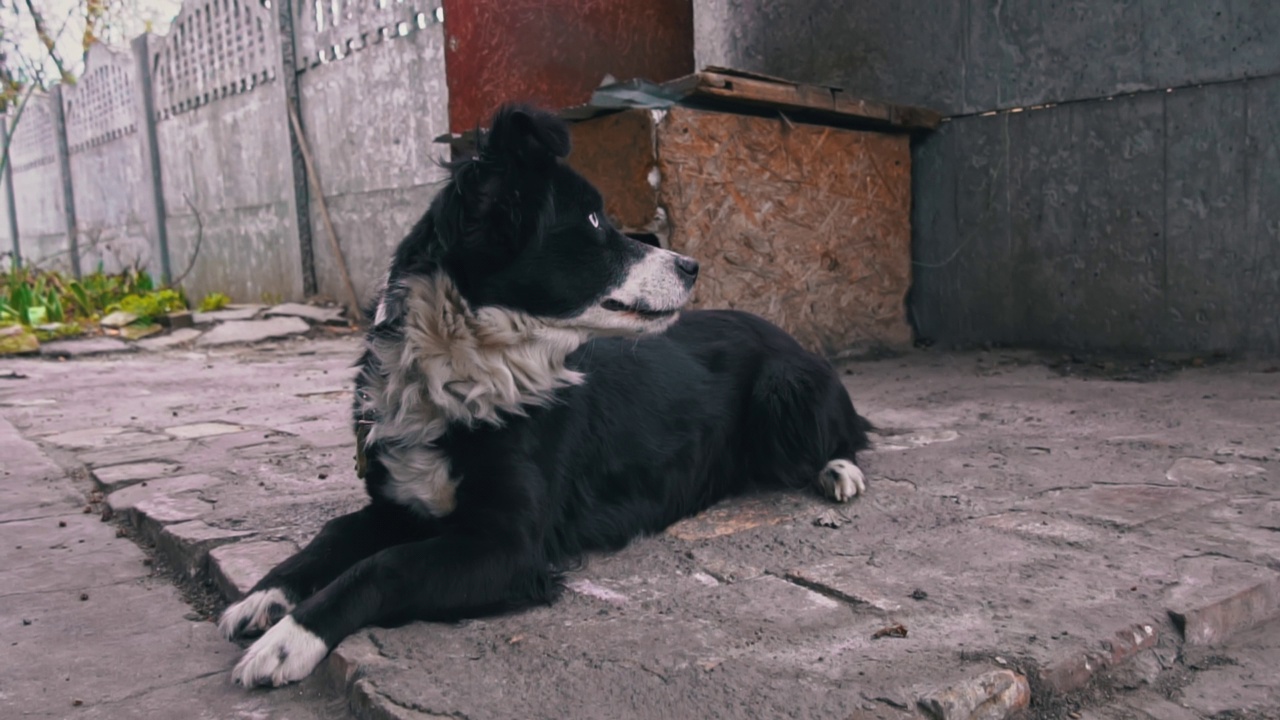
0 80 39 176
20 0 74 84
171 193 204 287
1 3 82 177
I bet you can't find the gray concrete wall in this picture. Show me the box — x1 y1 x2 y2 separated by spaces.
151 0 303 304
912 78 1280 354
696 0 1280 353
695 0 1280 115
155 88 303 304
1 0 450 307
63 45 153 275
295 1 449 306
8 93 71 272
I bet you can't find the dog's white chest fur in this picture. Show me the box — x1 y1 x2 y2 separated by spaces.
377 444 458 517
360 274 586 517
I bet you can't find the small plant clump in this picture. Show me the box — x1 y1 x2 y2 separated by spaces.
116 288 186 323
0 264 193 349
198 292 232 312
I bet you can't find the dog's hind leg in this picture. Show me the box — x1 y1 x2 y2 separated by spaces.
219 502 428 640
748 354 872 502
812 376 874 503
232 527 554 687
817 458 866 502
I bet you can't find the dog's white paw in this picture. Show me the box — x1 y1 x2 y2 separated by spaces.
820 459 866 502
219 588 294 640
232 616 328 688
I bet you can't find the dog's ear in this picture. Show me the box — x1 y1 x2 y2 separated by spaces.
482 105 571 167
442 105 568 263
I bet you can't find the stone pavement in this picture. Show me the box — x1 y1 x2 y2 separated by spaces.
0 409 349 719
1 339 1278 720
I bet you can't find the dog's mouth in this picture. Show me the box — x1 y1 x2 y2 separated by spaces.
600 299 679 321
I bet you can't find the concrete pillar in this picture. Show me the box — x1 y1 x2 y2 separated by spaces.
1 121 19 267
49 85 80 278
132 33 173 285
276 0 316 296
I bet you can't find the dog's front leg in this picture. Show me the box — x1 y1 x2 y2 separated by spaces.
231 527 550 687
220 502 429 640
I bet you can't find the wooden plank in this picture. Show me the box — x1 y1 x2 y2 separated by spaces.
696 72 840 114
684 71 939 129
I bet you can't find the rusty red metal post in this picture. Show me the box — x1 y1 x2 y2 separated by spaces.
441 0 694 133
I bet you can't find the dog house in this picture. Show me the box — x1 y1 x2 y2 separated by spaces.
564 69 939 357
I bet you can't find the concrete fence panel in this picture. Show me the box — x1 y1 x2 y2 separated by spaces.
151 0 304 304
294 0 450 306
62 44 154 275
8 93 70 272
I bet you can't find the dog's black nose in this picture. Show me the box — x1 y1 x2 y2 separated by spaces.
675 256 699 284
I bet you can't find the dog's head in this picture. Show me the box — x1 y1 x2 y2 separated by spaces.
383 104 697 336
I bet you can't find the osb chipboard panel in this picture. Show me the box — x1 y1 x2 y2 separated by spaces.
660 108 912 355
568 111 659 231
569 107 913 355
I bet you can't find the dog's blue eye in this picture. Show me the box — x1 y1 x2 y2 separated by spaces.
588 212 600 229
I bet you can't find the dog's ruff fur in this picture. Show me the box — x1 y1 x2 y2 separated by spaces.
221 105 874 687
361 273 588 516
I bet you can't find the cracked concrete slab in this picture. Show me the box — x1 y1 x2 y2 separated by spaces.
196 317 311 346
137 327 203 351
164 421 247 439
265 303 348 326
91 461 185 492
39 337 133 357
209 540 300 600
192 305 265 324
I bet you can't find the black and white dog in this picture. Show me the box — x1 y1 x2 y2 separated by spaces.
220 105 872 687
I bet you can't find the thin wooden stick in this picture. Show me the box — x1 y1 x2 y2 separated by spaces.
285 97 361 324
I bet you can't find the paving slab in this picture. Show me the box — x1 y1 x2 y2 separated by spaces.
78 439 195 468
209 539 301 600
1164 456 1268 489
42 425 163 449
192 305 264 323
39 336 132 357
196 316 311 346
1032 483 1222 527
90 461 185 492
155 520 254 579
164 420 247 439
105 473 222 519
137 327 203 350
976 511 1101 546
266 302 348 325
1176 617 1280 717
1166 555 1280 646
786 561 910 614
131 494 217 543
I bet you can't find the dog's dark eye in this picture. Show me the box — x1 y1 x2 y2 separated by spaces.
588 212 600 229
